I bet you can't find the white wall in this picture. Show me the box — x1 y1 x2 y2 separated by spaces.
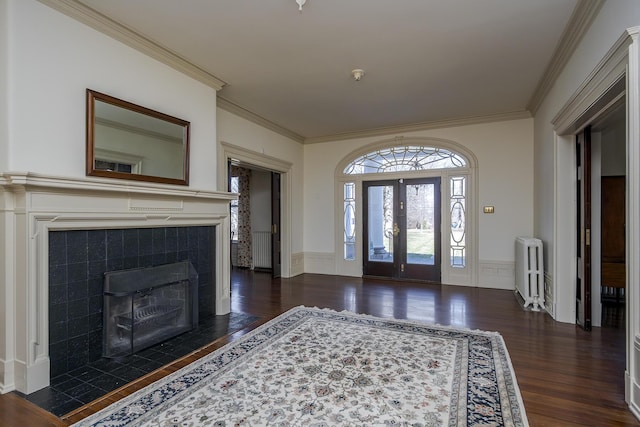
0 0 8 376
531 2 640 415
304 118 534 274
1 0 224 394
5 0 218 190
250 169 272 232
0 1 9 379
0 0 8 171
217 108 304 256
533 0 640 323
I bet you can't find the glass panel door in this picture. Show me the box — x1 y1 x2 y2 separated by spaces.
405 183 435 265
402 178 441 281
363 182 396 278
363 178 440 282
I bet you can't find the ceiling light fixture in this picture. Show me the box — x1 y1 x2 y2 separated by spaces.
296 0 306 12
352 69 365 81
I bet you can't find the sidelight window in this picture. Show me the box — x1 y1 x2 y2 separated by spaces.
344 182 356 260
450 176 466 267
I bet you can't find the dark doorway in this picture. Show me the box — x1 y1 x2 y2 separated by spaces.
271 171 282 278
576 126 592 330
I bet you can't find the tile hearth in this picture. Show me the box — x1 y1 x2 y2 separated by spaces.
20 312 258 417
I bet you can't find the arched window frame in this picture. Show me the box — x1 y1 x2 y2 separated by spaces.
334 137 478 286
343 146 467 174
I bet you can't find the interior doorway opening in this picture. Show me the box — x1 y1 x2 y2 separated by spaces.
546 27 639 415
218 142 292 279
587 101 627 329
229 161 282 278
574 97 627 331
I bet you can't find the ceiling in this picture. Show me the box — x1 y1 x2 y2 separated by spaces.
71 0 582 143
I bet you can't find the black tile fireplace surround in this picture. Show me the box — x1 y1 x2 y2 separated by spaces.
48 226 215 379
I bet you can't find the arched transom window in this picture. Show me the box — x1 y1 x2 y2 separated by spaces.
340 144 469 271
344 146 467 175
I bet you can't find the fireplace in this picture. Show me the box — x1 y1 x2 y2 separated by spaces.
103 261 198 358
48 226 215 377
0 173 235 394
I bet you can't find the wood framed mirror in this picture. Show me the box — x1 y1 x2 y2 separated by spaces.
86 89 190 185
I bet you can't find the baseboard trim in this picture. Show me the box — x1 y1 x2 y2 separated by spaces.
0 358 15 394
630 377 640 421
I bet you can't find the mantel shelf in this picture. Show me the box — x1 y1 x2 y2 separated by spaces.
0 172 236 202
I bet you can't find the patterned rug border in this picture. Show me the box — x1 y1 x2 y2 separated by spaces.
72 306 529 427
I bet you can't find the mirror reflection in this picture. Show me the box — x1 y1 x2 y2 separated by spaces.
87 89 190 185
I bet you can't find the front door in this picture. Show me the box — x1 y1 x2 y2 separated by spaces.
363 178 441 281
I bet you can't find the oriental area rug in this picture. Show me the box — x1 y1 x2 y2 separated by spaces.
72 306 529 426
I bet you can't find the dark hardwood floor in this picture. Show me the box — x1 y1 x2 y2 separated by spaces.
1 270 637 426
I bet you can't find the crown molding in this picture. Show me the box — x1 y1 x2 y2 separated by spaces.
218 96 530 145
551 27 637 134
303 110 532 144
527 0 605 115
217 97 305 144
218 97 529 145
37 0 226 91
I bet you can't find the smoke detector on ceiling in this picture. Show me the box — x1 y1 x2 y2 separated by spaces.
352 69 365 81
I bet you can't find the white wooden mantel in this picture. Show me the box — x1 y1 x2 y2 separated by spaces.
0 172 236 394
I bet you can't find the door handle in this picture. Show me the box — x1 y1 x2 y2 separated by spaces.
393 223 399 237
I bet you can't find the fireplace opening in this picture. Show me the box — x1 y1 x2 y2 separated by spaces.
48 226 215 378
103 260 198 358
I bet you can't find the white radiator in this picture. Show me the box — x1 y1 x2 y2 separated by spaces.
515 237 544 311
252 231 272 269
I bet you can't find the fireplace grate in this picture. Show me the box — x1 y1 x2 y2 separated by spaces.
116 304 183 331
103 260 198 359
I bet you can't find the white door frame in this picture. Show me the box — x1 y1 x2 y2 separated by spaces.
218 141 293 278
333 137 478 287
551 27 640 415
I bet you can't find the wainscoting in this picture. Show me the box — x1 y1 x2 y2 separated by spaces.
290 252 305 277
303 252 336 275
477 260 516 290
544 272 554 317
300 252 518 290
